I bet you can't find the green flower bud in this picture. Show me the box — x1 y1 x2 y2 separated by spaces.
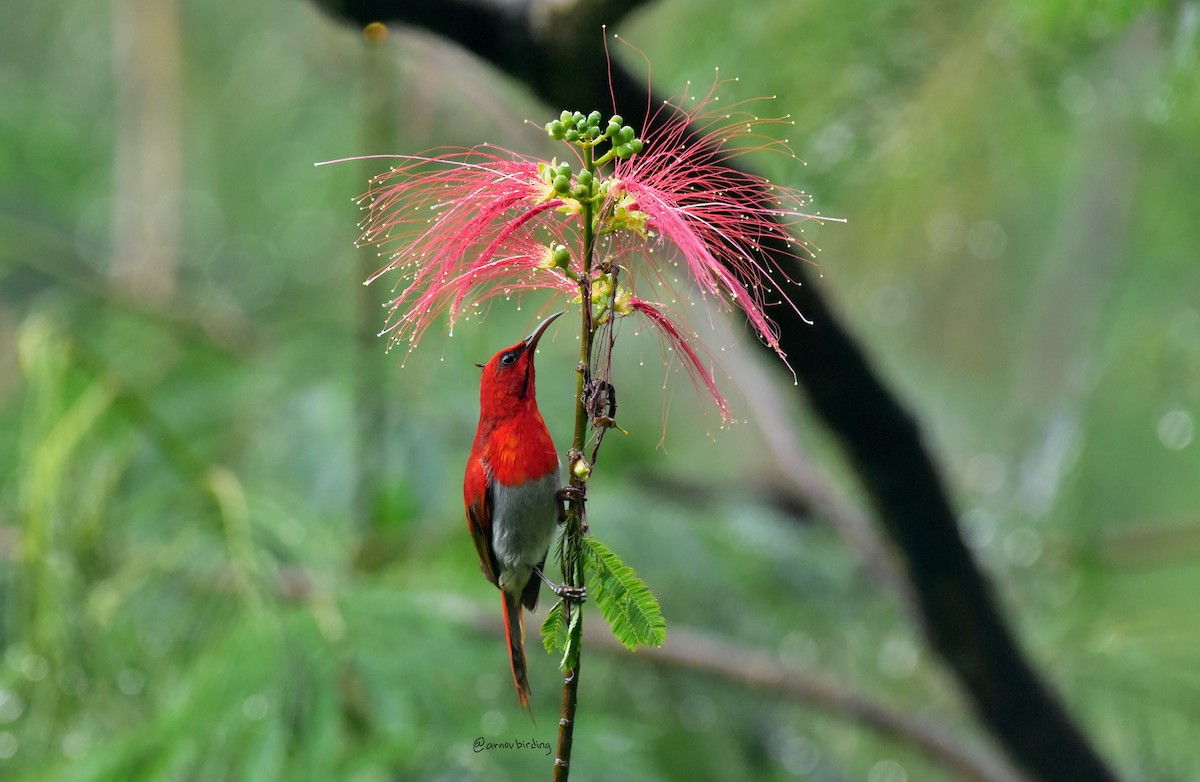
587 110 602 126
577 169 594 189
609 114 623 127
546 120 567 139
552 244 571 267
557 161 572 176
614 144 632 159
605 122 620 139
572 111 585 124
628 138 644 154
565 129 580 142
553 174 571 194
560 110 573 124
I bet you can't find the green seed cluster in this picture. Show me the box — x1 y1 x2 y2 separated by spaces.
551 160 573 195
545 110 644 159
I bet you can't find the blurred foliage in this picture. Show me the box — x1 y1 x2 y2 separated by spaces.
1 0 1198 780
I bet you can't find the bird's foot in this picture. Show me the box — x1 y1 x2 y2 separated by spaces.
552 583 588 603
556 485 585 504
537 567 587 604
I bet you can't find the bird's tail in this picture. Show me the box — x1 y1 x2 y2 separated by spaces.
501 589 531 710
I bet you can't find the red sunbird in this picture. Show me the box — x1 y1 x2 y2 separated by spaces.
463 311 582 709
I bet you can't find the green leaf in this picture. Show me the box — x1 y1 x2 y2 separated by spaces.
541 598 567 654
562 602 583 671
581 537 666 651
541 598 584 670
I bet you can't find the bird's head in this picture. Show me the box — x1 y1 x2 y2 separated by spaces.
478 311 562 413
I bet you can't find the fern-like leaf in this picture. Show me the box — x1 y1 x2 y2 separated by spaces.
541 597 584 669
541 599 567 654
581 537 666 651
562 602 583 670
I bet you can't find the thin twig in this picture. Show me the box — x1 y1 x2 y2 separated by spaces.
553 636 582 778
553 141 601 782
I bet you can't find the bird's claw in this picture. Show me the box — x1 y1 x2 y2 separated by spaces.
536 568 587 604
557 485 585 503
551 583 587 604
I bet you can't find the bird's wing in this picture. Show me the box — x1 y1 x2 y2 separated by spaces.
464 455 501 588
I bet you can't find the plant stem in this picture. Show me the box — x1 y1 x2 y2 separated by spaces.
553 144 599 782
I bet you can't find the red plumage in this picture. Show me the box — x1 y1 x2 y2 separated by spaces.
464 312 562 709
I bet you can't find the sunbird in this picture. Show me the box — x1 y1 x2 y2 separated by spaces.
463 311 581 708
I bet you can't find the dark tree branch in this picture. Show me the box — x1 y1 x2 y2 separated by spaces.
312 3 1121 780
711 314 922 622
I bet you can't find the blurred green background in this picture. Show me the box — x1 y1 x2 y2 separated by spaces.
2 0 1198 780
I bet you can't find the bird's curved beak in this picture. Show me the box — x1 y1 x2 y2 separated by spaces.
524 311 563 351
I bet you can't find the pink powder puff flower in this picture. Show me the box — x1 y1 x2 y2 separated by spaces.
351 147 576 349
609 78 825 367
337 78 835 418
625 296 732 418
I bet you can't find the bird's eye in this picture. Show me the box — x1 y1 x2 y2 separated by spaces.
499 351 518 366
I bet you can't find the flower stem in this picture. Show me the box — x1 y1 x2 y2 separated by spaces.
553 143 598 782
